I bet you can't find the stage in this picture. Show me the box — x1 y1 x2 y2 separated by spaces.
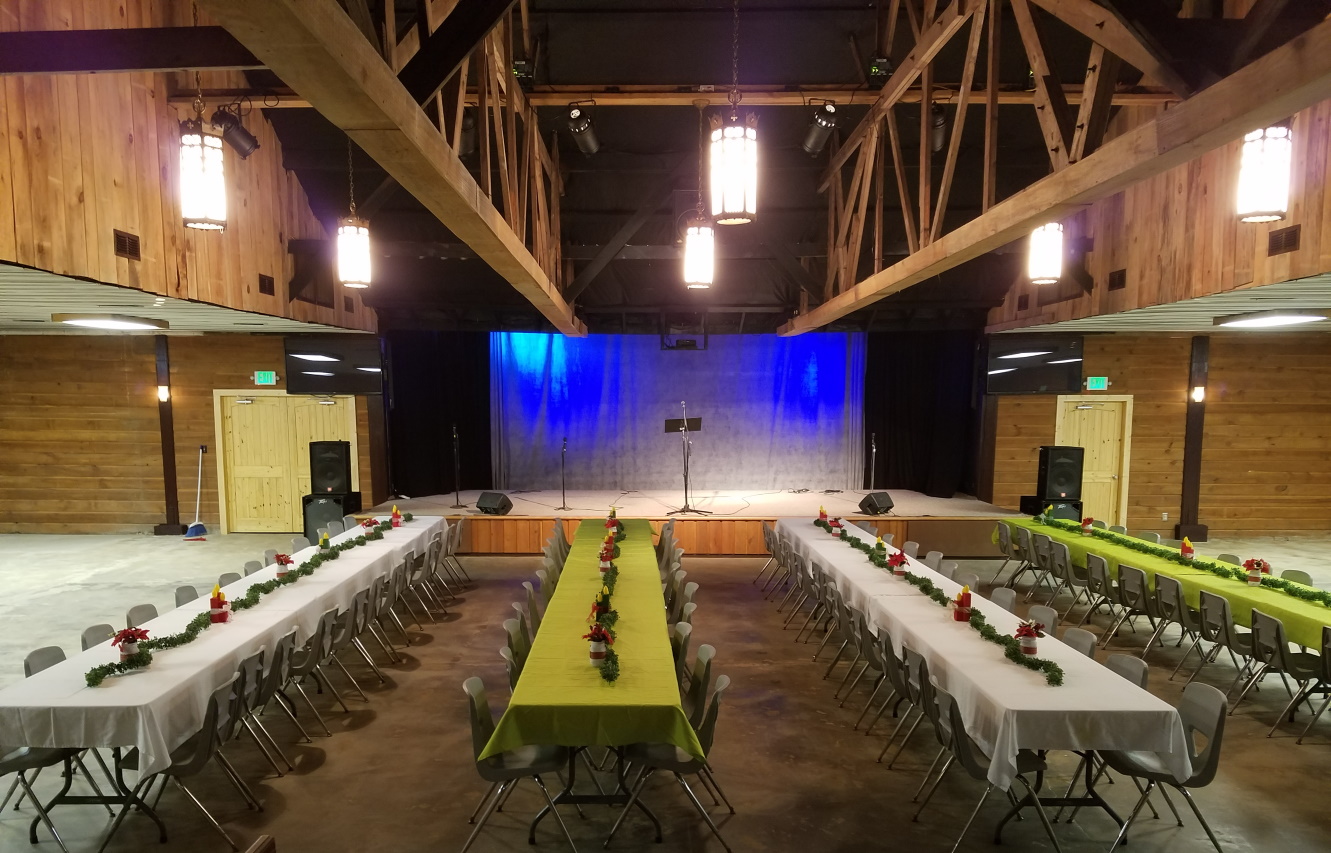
370 489 1018 557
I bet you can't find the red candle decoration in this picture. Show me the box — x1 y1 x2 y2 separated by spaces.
888 551 909 577
209 584 232 624
391 505 403 528
1180 537 1195 560
818 505 828 521
952 586 972 622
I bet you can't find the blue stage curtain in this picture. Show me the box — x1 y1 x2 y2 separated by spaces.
491 333 865 490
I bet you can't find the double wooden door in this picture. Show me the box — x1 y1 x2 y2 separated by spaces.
216 392 358 533
1054 396 1133 526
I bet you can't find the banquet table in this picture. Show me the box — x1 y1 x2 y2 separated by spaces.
481 518 702 762
1005 518 1331 649
776 518 1191 790
0 516 445 780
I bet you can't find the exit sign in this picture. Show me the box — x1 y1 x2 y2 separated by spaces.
253 370 278 386
1086 376 1109 391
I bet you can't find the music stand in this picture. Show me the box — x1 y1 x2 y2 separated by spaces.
665 404 711 515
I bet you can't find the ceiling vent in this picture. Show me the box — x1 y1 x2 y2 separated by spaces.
113 230 141 261
1268 224 1300 256
1107 269 1127 291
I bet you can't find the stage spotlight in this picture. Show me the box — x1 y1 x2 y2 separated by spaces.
567 106 600 156
931 104 946 153
801 103 837 156
209 106 260 159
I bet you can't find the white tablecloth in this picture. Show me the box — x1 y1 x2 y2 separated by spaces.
777 518 1191 788
0 517 445 777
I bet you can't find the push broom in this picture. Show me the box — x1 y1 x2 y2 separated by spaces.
184 445 208 540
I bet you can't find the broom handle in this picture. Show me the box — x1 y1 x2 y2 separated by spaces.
195 446 204 519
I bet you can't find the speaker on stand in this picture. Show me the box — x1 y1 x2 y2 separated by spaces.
310 440 353 494
1038 445 1084 502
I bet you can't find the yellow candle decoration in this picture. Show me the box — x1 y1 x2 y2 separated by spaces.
1182 537 1193 548
211 583 221 598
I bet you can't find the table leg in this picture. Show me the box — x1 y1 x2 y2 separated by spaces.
528 747 662 844
992 758 1124 844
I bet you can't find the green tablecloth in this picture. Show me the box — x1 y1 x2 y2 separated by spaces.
479 518 704 761
1004 518 1331 648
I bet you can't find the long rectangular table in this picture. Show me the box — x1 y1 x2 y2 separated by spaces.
777 519 1191 789
481 518 702 761
1005 518 1331 648
0 516 445 777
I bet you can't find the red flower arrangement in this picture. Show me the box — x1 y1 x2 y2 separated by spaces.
360 518 379 529
1243 558 1272 575
113 627 150 647
582 624 614 645
888 551 909 575
1014 621 1044 639
1081 517 1094 526
274 553 294 566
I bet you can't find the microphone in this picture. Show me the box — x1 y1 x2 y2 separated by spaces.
562 436 568 451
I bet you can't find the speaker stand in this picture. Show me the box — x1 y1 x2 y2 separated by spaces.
450 424 467 509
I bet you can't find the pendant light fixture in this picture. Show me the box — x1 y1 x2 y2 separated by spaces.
179 71 226 231
337 139 372 288
1236 122 1292 223
684 102 715 288
710 0 758 225
1027 222 1063 285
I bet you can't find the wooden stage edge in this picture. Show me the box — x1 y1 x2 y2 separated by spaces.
451 514 1010 559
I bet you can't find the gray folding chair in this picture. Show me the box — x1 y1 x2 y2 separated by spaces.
243 561 263 577
1134 531 1163 544
990 587 1018 613
126 603 158 628
1281 569 1314 586
291 536 311 551
671 622 694 685
1062 627 1097 658
1028 604 1059 635
954 571 980 592
1232 609 1321 734
1216 553 1240 566
922 551 944 571
263 549 279 566
342 514 358 530
175 586 199 607
81 624 116 651
218 572 242 588
901 541 920 559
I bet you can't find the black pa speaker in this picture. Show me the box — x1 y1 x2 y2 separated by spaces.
302 492 361 542
476 492 513 516
1038 445 1084 501
310 440 352 494
858 492 894 516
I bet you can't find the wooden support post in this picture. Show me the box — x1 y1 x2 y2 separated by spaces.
919 64 933 245
1177 335 1209 541
153 335 184 535
982 0 1000 211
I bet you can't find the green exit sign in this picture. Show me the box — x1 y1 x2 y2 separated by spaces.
253 370 278 386
1086 376 1109 391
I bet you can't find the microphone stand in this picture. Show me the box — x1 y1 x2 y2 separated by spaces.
869 432 877 491
668 401 712 515
556 436 570 511
450 423 466 508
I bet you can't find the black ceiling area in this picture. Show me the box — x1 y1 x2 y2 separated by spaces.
258 0 1167 334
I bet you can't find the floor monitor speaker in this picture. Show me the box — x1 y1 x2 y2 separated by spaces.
1038 445 1084 501
302 492 361 542
477 492 513 516
310 440 353 494
858 492 894 516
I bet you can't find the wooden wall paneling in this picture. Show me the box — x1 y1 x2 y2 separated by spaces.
0 336 164 533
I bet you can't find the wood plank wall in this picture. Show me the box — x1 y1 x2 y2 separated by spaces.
0 336 163 532
988 97 1331 331
990 333 1331 537
0 333 378 533
0 0 373 332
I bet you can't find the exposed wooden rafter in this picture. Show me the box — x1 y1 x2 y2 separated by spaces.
0 27 262 75
778 16 1331 335
1011 0 1075 170
397 0 518 105
195 0 584 336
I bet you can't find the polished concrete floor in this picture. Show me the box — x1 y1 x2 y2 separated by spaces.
2 550 1331 853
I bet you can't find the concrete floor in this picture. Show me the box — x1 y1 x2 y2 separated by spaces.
2 552 1330 853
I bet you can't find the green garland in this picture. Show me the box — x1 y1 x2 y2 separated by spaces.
812 519 1066 686
85 518 412 686
600 647 620 683
601 564 620 595
1033 517 1331 608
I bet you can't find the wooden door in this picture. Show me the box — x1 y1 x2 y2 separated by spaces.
1055 396 1133 526
221 396 296 533
288 396 358 529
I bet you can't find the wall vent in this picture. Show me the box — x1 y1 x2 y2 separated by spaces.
113 230 140 260
344 295 354 313
258 274 275 296
1268 224 1300 256
1016 294 1030 311
1107 269 1127 291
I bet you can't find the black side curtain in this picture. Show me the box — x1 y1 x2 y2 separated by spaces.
863 331 978 498
384 330 492 497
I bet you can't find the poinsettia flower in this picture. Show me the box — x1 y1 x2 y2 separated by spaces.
1082 517 1094 525
113 627 150 646
582 624 614 644
274 553 294 565
1014 620 1044 639
887 551 908 568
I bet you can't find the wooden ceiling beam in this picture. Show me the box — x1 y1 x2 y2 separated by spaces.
1011 0 1074 171
196 0 584 336
777 16 1331 335
0 27 262 75
397 0 518 106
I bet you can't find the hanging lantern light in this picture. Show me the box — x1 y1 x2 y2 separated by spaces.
685 102 715 288
337 139 372 288
1027 222 1063 285
179 88 226 231
1236 123 1292 223
710 0 758 225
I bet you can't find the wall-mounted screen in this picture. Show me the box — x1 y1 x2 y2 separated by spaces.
985 334 1084 395
285 334 383 395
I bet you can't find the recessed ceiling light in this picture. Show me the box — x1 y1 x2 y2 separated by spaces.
998 350 1052 359
356 366 382 373
1047 357 1083 364
987 368 1017 375
1215 310 1326 328
302 371 334 377
52 313 168 330
291 353 340 362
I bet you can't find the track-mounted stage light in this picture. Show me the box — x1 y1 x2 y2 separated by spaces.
567 106 600 156
801 103 837 157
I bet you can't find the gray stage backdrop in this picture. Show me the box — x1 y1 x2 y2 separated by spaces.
490 332 865 491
